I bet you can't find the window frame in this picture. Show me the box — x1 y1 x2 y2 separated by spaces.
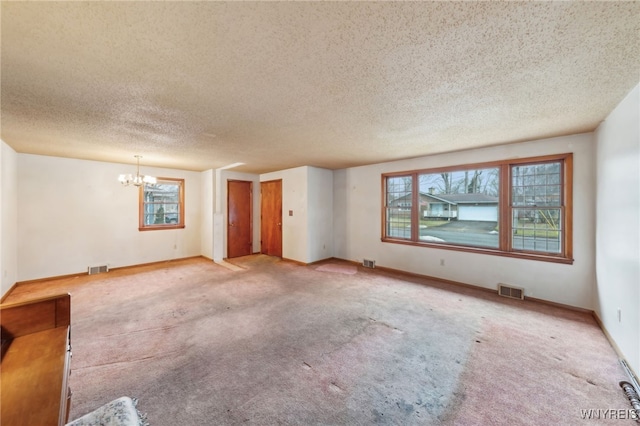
138 177 185 231
381 153 573 264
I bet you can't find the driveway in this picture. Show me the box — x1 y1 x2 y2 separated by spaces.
430 220 497 233
420 220 560 252
420 221 498 248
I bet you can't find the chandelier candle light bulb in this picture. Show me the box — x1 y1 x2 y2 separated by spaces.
118 155 157 187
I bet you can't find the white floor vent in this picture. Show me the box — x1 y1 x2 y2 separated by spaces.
498 284 524 300
88 265 109 275
362 259 376 268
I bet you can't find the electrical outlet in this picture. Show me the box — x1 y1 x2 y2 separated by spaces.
618 308 622 322
440 259 445 266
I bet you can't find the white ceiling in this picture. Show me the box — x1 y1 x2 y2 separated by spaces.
2 2 638 174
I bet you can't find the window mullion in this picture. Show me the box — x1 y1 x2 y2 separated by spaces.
563 155 573 259
411 173 419 242
499 164 510 251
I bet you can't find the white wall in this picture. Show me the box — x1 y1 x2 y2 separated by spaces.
219 170 261 259
200 169 214 260
307 167 334 263
334 133 596 309
595 84 640 376
17 154 202 281
1 141 19 297
210 166 332 264
261 166 309 263
261 166 334 264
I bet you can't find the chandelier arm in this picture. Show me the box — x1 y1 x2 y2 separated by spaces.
119 155 155 187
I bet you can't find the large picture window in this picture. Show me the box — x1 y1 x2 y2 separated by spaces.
382 154 572 263
139 178 185 231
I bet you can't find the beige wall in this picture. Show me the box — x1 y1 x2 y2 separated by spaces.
595 83 640 376
307 167 333 263
200 169 215 260
1 141 19 296
333 132 596 309
17 154 202 281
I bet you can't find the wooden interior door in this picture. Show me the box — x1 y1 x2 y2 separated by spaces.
227 180 252 258
261 180 282 257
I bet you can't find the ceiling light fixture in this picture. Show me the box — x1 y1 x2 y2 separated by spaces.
118 155 157 186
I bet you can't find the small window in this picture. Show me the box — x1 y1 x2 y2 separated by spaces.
139 178 185 231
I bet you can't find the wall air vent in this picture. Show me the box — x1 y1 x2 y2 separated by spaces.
362 259 376 268
498 284 524 300
88 265 109 275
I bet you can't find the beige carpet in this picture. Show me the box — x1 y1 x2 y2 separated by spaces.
315 263 358 275
5 256 632 425
216 259 246 272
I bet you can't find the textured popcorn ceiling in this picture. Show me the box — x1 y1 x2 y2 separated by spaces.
1 2 638 173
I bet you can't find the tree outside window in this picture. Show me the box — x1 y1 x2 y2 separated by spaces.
139 178 185 231
382 154 572 264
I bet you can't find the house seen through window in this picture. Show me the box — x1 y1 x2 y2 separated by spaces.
139 178 185 230
383 154 572 263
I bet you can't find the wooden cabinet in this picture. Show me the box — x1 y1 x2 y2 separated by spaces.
1 294 72 426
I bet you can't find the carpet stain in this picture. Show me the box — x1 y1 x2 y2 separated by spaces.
372 409 385 423
329 382 344 393
395 399 415 414
367 317 403 333
24 255 620 426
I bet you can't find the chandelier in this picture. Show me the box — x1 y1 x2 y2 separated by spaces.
118 155 157 186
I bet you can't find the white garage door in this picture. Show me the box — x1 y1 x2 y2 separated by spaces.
458 205 498 221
